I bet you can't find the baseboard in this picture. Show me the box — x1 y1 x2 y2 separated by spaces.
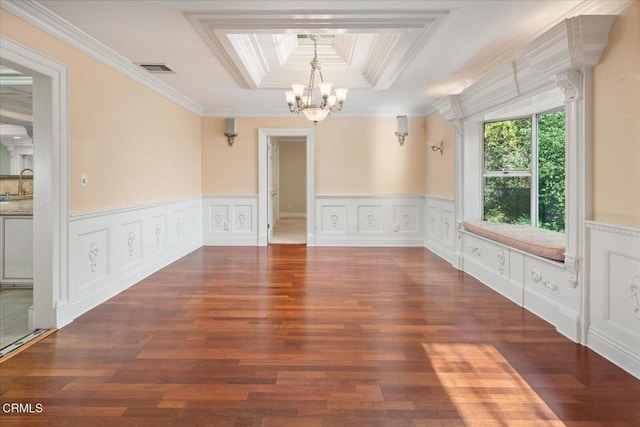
425 238 456 266
63 241 200 323
588 327 640 379
314 236 425 247
63 197 202 325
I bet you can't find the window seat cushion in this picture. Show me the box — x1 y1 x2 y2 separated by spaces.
463 220 565 262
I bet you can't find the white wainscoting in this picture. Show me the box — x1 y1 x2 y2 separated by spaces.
202 195 258 245
424 196 456 264
586 221 640 379
314 195 424 246
460 230 580 342
67 197 202 324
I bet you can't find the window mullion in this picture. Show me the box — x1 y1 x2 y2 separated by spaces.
483 171 531 177
532 113 539 227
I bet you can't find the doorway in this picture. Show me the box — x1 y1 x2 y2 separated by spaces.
0 36 69 352
258 128 314 246
269 137 307 244
0 66 34 351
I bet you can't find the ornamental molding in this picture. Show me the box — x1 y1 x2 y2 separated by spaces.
176 218 182 237
329 211 339 228
497 250 505 275
401 211 411 228
467 246 481 256
631 275 640 321
127 232 135 257
88 242 98 272
530 269 558 291
238 212 247 228
456 220 463 240
557 70 583 102
155 224 163 245
564 254 579 288
443 217 451 239
435 15 615 120
366 211 375 228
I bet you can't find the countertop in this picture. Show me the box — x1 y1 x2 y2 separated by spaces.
0 197 33 216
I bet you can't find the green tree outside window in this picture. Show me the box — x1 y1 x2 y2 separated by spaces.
483 110 565 232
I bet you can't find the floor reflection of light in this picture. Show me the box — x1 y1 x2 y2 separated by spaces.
422 343 565 426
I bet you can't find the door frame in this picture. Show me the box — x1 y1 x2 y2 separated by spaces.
1 36 70 328
258 128 314 246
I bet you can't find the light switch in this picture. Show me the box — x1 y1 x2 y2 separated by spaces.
81 174 88 187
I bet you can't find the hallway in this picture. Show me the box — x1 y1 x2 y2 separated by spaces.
270 217 306 244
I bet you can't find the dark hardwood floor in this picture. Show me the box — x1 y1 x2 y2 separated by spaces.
1 246 639 426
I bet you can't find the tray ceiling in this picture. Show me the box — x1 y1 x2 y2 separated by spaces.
3 1 633 117
186 9 448 90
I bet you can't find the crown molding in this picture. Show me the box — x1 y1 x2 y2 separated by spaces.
433 94 463 122
201 106 424 118
1 0 204 115
435 14 616 120
186 9 449 91
521 15 616 76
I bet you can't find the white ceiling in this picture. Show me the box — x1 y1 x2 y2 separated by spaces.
0 66 32 126
10 1 632 117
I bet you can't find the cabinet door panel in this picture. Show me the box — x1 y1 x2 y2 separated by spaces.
3 217 33 280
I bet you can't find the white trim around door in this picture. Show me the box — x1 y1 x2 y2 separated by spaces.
0 35 70 328
258 128 314 246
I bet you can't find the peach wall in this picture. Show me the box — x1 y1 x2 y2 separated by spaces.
202 116 426 196
425 112 455 198
592 1 640 227
0 10 202 214
279 142 307 214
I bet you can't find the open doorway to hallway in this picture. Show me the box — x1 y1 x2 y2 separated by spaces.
0 65 35 353
258 128 314 246
269 136 306 244
0 36 69 357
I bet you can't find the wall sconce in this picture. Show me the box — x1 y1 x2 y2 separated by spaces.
224 118 238 146
426 140 444 155
395 115 408 146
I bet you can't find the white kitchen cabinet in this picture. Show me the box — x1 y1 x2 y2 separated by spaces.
0 215 33 285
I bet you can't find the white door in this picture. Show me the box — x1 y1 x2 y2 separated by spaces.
267 139 275 243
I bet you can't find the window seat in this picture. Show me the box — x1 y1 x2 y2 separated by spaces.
463 220 565 262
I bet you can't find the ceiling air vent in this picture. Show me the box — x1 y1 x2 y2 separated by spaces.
136 63 174 74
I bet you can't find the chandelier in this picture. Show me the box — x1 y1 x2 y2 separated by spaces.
285 34 348 124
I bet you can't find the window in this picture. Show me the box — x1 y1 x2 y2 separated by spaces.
483 109 565 232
